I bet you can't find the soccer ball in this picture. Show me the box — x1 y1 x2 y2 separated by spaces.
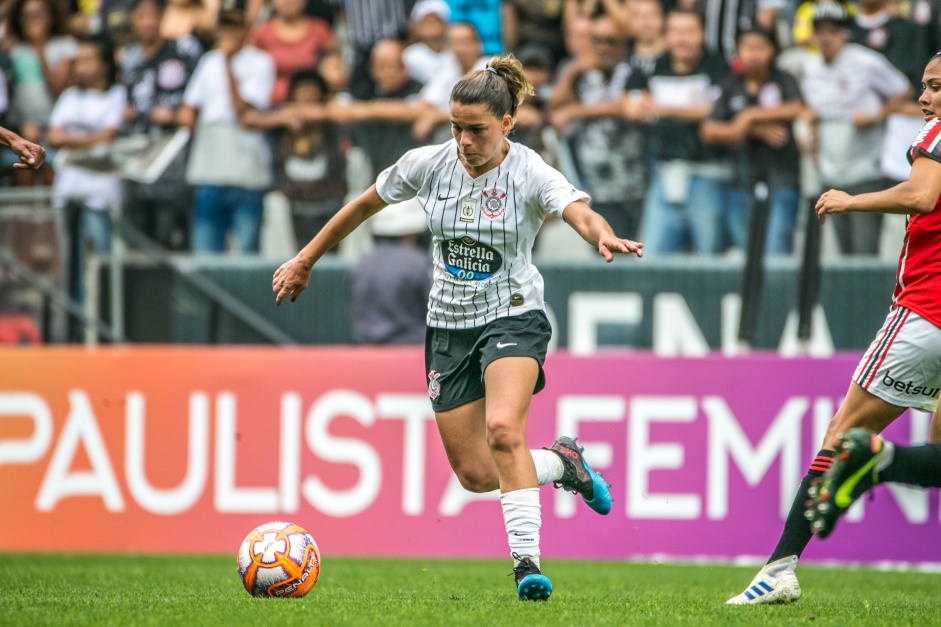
237 521 321 597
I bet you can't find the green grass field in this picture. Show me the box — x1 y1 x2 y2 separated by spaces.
1 554 938 626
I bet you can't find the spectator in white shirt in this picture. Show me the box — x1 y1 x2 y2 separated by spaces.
413 22 488 141
49 36 126 246
47 36 126 331
403 0 452 85
801 2 912 255
178 9 276 254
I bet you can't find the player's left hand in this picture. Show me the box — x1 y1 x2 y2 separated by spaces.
10 136 44 170
272 256 313 306
815 189 852 224
598 235 643 262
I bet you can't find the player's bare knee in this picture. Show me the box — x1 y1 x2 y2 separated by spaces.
485 418 525 455
453 465 498 492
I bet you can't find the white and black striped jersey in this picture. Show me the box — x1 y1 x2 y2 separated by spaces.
375 138 589 329
339 0 409 48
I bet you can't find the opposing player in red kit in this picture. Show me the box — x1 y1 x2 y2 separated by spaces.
728 51 941 605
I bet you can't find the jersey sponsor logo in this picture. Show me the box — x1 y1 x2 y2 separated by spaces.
880 370 940 399
480 188 506 219
443 236 503 280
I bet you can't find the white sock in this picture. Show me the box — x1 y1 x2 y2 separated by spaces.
530 449 564 486
501 487 541 568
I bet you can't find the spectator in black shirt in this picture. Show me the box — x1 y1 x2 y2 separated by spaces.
242 69 348 246
349 38 425 176
122 0 202 250
550 13 647 239
625 8 731 254
701 27 803 254
628 0 667 77
850 0 924 93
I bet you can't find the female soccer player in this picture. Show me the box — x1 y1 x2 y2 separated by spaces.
727 51 941 605
273 54 643 601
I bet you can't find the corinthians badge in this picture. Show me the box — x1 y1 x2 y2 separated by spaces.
480 188 506 219
427 370 441 399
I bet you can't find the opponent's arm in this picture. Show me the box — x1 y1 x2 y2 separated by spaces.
561 200 643 261
273 185 388 304
816 155 941 223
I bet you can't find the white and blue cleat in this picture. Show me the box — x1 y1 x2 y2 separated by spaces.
726 556 801 605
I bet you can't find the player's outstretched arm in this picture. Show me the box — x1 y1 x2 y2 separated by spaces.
273 185 388 305
816 155 941 224
561 200 643 262
0 126 45 170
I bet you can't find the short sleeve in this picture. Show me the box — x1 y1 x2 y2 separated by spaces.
48 88 75 128
102 86 127 129
182 54 209 107
910 118 941 165
705 54 731 100
866 49 910 100
239 50 275 110
177 36 204 72
45 37 79 66
533 160 590 218
375 146 432 204
419 61 460 113
708 80 734 121
778 70 802 102
311 19 335 49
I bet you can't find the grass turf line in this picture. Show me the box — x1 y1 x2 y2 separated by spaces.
0 554 938 626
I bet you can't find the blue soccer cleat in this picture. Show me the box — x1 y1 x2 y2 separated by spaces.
546 436 613 515
513 555 552 601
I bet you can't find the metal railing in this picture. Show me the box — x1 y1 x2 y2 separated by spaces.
0 186 296 346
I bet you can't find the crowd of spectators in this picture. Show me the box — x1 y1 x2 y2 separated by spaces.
0 0 936 264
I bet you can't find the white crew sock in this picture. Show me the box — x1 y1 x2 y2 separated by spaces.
501 487 542 567
530 449 564 486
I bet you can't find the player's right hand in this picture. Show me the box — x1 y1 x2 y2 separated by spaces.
273 257 312 306
815 189 852 224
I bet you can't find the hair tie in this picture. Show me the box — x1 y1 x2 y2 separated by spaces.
485 66 498 75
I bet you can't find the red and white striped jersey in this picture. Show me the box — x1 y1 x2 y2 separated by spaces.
894 119 941 328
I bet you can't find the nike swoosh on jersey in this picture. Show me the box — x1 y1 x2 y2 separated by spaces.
496 342 518 349
437 194 455 201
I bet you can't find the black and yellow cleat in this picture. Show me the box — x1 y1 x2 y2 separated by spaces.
805 429 887 539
